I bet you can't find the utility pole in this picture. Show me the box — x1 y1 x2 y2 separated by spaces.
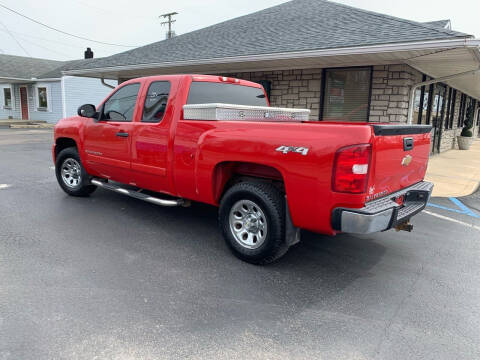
160 12 178 39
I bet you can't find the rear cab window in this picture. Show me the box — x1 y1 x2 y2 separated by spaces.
187 82 268 107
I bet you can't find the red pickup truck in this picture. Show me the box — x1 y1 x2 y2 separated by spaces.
53 74 433 264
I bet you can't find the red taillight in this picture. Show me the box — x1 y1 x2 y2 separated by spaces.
332 144 371 194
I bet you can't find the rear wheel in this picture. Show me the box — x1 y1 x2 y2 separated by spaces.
55 147 96 197
219 181 289 264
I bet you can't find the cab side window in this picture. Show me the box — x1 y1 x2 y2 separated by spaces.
142 81 171 123
102 83 140 122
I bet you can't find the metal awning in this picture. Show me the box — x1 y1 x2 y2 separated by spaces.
406 44 480 100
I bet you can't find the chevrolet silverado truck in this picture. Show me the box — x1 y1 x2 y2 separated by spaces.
53 74 433 264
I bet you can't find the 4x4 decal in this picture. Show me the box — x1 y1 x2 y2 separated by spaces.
275 145 309 156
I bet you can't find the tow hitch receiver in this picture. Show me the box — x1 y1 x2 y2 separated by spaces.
395 221 413 232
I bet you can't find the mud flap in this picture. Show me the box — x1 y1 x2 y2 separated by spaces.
285 197 301 246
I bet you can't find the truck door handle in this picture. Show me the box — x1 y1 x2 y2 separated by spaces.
116 131 129 138
403 137 414 151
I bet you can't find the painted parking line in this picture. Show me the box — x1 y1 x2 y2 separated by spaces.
0 184 11 190
423 210 480 232
428 197 480 219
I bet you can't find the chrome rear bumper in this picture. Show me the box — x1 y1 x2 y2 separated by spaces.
332 181 433 234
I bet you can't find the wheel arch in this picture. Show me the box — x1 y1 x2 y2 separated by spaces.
212 161 286 204
55 137 78 158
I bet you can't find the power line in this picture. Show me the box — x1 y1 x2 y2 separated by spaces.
13 34 71 58
0 28 93 50
0 2 137 48
0 18 30 56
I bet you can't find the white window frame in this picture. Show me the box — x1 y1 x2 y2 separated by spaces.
1 84 15 110
34 83 52 112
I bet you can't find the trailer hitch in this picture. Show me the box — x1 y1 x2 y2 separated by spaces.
395 221 413 232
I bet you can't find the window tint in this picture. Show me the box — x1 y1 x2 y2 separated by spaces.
322 67 371 122
142 81 170 123
187 82 267 106
103 83 140 122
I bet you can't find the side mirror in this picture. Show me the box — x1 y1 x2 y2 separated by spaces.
77 104 97 118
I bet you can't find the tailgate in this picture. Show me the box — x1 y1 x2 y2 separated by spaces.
368 125 432 201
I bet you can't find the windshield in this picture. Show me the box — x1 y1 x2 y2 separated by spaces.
187 82 268 107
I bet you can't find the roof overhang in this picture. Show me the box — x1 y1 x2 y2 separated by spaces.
63 38 480 99
0 77 60 84
0 77 34 84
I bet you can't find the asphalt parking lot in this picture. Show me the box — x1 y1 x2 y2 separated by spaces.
1 129 480 360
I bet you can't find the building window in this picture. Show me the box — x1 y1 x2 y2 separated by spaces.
444 88 452 130
415 75 430 125
458 94 466 128
431 84 446 129
448 90 456 129
321 67 372 122
35 85 50 111
3 87 12 109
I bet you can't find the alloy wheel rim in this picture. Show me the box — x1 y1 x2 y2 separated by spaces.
61 158 82 188
229 199 267 249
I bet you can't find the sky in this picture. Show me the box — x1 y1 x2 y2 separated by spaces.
0 0 479 61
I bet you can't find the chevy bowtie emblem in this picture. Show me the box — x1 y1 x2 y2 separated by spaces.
401 155 412 166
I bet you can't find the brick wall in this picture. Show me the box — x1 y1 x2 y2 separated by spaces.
369 64 422 123
223 69 322 120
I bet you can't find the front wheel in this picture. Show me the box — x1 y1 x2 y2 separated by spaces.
219 181 289 265
55 147 96 197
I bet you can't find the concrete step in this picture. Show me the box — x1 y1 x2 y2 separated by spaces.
0 120 52 129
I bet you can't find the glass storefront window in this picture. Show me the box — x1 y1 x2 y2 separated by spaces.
322 67 371 122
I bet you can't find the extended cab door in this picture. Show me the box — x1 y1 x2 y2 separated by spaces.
130 80 173 194
83 82 141 185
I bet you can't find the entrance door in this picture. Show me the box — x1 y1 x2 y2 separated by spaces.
20 87 29 120
431 85 446 154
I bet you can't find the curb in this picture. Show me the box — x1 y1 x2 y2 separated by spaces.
9 124 54 129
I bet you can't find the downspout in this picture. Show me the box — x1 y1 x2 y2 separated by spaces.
100 78 115 89
408 68 480 124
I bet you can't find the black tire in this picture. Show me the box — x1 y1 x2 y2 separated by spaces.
55 147 97 197
219 181 289 265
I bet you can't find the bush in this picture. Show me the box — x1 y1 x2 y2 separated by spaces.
461 104 474 138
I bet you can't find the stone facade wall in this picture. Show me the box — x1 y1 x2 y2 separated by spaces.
223 69 322 120
439 128 460 153
369 64 422 123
